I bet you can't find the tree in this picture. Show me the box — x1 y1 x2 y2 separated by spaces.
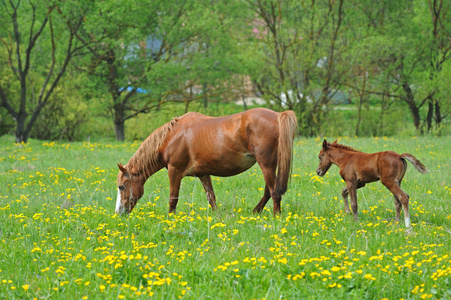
0 1 85 143
241 0 347 136
424 0 451 133
75 0 243 140
346 0 451 134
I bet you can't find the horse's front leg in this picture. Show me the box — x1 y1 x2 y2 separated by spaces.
168 166 183 214
199 175 217 210
346 181 359 221
341 187 351 214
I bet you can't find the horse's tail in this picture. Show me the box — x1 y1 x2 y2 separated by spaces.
276 110 298 195
401 153 428 174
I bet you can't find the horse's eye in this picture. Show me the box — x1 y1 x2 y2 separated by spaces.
118 185 125 191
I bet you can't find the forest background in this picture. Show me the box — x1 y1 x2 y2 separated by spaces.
1 0 450 143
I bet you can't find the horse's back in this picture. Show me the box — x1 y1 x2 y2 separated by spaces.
162 108 281 177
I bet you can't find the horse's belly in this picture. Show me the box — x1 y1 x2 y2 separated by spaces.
191 153 256 177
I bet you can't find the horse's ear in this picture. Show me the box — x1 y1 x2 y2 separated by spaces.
117 163 128 176
333 139 338 144
322 139 329 150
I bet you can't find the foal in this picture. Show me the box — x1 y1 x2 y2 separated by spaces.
316 140 428 228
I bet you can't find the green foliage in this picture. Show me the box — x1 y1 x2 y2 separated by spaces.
31 83 88 141
0 136 449 299
1 0 450 140
125 102 247 141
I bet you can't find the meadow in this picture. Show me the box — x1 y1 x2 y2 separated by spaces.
0 134 450 299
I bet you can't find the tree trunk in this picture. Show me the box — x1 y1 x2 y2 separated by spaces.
355 94 363 136
114 120 125 141
203 83 208 108
113 102 125 141
408 102 421 133
435 100 442 124
401 82 421 132
15 112 27 143
426 99 433 132
241 95 248 110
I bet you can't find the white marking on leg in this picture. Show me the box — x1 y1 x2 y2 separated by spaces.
115 188 122 214
405 216 411 228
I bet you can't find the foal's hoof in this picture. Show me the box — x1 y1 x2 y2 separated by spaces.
405 227 415 235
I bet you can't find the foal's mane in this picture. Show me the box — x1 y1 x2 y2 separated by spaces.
127 117 179 177
330 142 360 152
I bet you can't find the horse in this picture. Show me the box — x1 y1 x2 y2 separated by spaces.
115 108 297 215
316 139 428 228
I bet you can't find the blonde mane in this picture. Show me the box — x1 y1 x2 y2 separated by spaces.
126 117 179 177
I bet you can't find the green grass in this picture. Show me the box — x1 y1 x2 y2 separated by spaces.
0 134 450 299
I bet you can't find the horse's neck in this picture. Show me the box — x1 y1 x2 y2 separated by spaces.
128 124 172 178
330 148 351 168
128 149 164 180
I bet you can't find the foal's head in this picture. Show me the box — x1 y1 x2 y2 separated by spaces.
115 163 145 214
316 139 335 176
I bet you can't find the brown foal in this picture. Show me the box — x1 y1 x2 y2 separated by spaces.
316 140 428 228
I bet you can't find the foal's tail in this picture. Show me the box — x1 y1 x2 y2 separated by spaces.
401 153 428 174
276 111 298 195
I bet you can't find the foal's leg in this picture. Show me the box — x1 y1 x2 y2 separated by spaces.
168 167 183 214
253 185 271 214
382 179 411 228
392 180 403 222
346 181 359 221
342 182 365 216
341 187 351 214
199 175 217 210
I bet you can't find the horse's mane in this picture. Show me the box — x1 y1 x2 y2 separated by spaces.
330 142 360 152
127 117 179 177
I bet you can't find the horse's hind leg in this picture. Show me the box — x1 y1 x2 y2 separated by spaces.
199 175 217 210
393 180 403 222
393 195 402 223
382 179 411 228
253 185 271 214
257 164 281 215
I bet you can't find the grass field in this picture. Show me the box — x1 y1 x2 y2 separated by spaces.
0 134 450 299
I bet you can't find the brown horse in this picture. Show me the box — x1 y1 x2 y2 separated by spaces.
116 108 297 215
316 139 428 228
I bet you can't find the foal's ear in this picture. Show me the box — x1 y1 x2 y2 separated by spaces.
322 139 329 150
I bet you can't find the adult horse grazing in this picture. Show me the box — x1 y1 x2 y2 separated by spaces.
316 140 428 228
116 108 297 215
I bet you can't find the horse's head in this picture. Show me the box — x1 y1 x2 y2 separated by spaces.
115 163 145 214
316 139 335 176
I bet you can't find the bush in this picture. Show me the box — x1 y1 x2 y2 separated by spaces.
31 85 88 141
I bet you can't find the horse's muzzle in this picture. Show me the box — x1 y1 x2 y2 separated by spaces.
115 206 129 215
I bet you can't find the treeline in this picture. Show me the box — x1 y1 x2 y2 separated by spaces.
1 0 450 142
